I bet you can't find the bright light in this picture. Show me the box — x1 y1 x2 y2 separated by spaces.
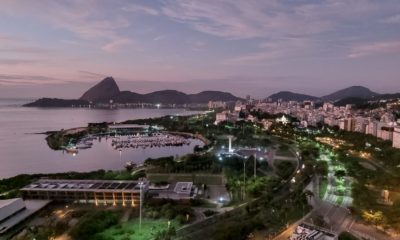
259 157 264 160
219 157 223 161
221 145 225 149
302 164 305 169
291 177 296 183
219 197 224 202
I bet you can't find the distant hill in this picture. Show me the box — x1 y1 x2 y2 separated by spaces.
321 86 378 102
25 77 242 107
189 91 240 103
24 98 89 107
268 85 384 103
333 97 368 106
268 91 319 102
334 93 400 107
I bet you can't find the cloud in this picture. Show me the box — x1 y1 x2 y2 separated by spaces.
78 70 107 80
381 14 400 24
224 37 314 65
160 0 383 39
0 1 132 52
122 4 159 16
153 35 165 41
0 74 60 86
348 41 400 58
0 47 54 54
101 38 132 53
0 59 38 65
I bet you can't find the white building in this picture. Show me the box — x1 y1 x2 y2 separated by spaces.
323 102 334 112
214 111 238 125
208 101 226 109
393 127 400 149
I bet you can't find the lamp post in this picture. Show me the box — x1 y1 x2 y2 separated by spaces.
139 181 143 232
119 149 122 162
254 153 257 178
243 158 247 200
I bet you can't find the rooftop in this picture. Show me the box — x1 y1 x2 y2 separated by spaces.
0 198 21 209
21 179 147 193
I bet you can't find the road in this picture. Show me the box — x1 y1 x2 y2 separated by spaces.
311 177 397 240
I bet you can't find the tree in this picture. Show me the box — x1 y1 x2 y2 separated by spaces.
335 170 346 179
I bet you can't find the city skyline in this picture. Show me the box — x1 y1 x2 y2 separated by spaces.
1 0 400 98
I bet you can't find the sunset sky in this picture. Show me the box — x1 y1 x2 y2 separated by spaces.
0 0 400 98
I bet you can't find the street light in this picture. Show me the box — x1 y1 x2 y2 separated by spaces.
119 149 122 161
254 153 257 178
139 181 143 232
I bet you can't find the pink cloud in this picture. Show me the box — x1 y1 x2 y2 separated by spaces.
348 41 400 58
101 38 132 53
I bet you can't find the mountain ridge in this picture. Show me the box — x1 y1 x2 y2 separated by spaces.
320 85 378 102
268 86 383 102
268 91 319 102
25 77 242 107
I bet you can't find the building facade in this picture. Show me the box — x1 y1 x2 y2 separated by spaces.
21 179 148 207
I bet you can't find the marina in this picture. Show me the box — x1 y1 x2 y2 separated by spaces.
111 133 191 149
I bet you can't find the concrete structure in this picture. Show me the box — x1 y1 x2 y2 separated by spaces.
21 179 149 207
108 124 164 134
208 101 226 109
149 182 197 200
393 127 400 149
378 126 394 141
0 198 49 234
0 199 25 224
228 135 234 153
214 111 238 125
290 223 337 240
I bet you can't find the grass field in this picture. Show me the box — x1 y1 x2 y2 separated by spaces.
99 218 180 240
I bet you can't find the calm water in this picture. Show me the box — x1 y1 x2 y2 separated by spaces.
0 99 202 179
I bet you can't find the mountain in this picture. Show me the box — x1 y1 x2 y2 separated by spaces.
80 77 120 102
25 77 242 107
23 98 89 107
333 97 368 106
321 86 378 102
268 91 319 102
189 91 240 103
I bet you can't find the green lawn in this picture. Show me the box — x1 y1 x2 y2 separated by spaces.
319 178 328 199
99 218 180 240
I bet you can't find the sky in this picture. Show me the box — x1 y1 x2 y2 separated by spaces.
0 0 399 99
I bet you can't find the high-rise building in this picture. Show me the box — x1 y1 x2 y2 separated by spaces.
393 127 400 149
